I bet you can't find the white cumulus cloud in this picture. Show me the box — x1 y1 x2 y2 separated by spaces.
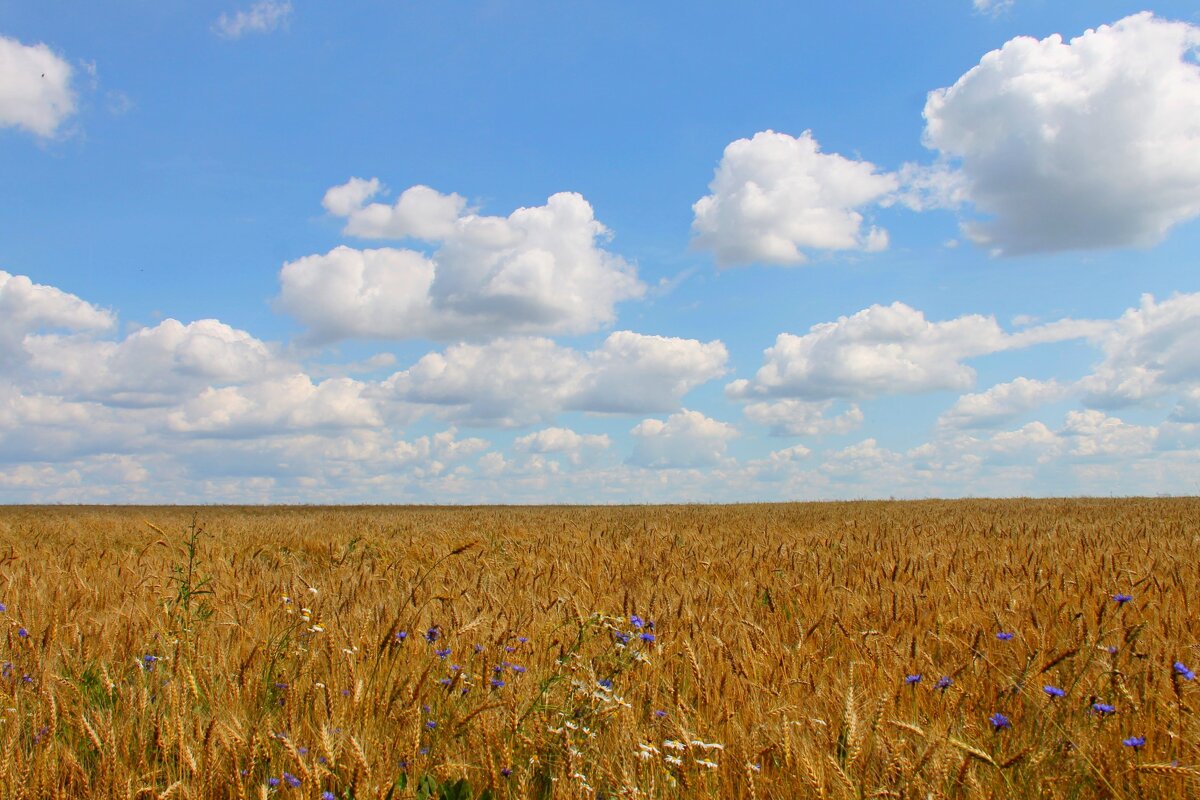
742 399 863 437
629 409 738 468
281 187 645 341
938 378 1069 429
0 36 75 138
921 13 1200 254
0 271 112 366
692 130 897 267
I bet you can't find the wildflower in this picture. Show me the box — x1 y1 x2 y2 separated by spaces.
490 678 505 688
419 747 429 755
663 739 686 751
905 674 921 685
17 628 28 639
395 631 407 641
505 645 516 652
935 676 953 691
1105 645 1118 655
665 755 683 766
696 759 719 769
511 664 525 674
989 712 1011 730
1123 736 1145 750
1043 685 1065 699
425 720 436 730
425 627 440 643
631 615 645 629
474 643 485 653
613 631 631 645
501 767 512 777
1174 662 1195 681
322 793 336 800
438 678 452 686
598 678 613 690
517 636 528 644
995 632 1014 641
297 747 308 755
267 777 281 788
283 772 301 788
1092 703 1116 715
1113 593 1133 605
640 632 656 643
747 762 761 772
0 603 6 612
654 709 667 719
450 663 462 672
434 648 451 659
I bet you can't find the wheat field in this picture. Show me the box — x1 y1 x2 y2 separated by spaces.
0 500 1196 799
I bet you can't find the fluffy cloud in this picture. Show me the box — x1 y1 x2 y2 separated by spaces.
215 1 293 38
384 331 727 427
281 187 645 341
729 302 1100 403
629 409 738 468
742 399 863 437
938 378 1069 429
921 13 1200 254
26 318 285 407
0 36 75 138
0 271 112 366
166 375 380 436
515 427 610 466
1078 292 1200 408
692 130 896 267
973 0 1014 14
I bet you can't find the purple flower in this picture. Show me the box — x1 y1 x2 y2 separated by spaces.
0 603 7 613
501 767 512 777
490 678 505 688
995 632 1014 641
630 615 645 629
1105 645 1118 655
613 631 631 645
425 720 436 729
905 674 921 685
438 677 452 686
267 777 280 788
989 712 1010 730
17 628 28 639
511 664 525 674
1092 702 1116 715
1174 662 1195 681
425 627 440 644
1043 685 1065 698
322 793 336 800
395 631 408 641
598 678 613 689
434 648 451 659
654 709 667 718
640 632 656 643
1123 736 1145 750
935 676 953 691
283 772 301 788
517 636 528 644
474 644 485 653
1113 593 1133 605
504 645 515 652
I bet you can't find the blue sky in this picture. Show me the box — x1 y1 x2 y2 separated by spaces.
2 1 1200 502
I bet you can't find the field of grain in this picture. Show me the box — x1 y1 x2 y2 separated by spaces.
0 500 1196 799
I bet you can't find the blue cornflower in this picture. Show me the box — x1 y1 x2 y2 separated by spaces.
517 636 528 644
654 709 668 718
283 772 301 788
17 628 28 639
297 747 308 755
0 603 7 612
425 720 436 730
511 664 525 674
490 678 505 688
450 664 462 672
143 654 158 669
630 615 645 629
474 643 485 653
504 645 516 652
395 631 408 641
1105 645 1118 655
1174 662 1195 681
425 627 440 643
434 648 451 659
905 674 921 685
995 632 1014 641
419 747 429 755
1123 736 1145 750
1092 702 1116 715
640 632 656 643
267 777 280 788
613 631 631 645
1043 685 1065 699
438 677 452 686
935 676 953 691
598 678 613 689
322 793 337 800
1113 593 1133 605
989 712 1011 730
500 767 512 777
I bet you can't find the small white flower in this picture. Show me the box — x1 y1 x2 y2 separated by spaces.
665 755 683 766
696 759 719 770
663 739 686 751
